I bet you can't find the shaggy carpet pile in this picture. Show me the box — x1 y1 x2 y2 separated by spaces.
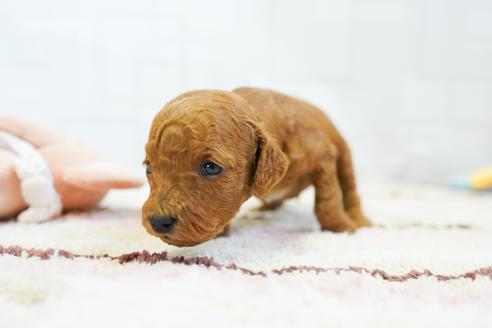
0 184 491 327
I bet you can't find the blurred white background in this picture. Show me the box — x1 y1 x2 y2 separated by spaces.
1 0 491 183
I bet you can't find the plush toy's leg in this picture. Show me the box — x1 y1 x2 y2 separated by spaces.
313 159 356 233
336 141 372 228
18 204 61 223
16 175 62 223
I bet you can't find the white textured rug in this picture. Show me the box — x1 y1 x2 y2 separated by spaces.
1 184 491 327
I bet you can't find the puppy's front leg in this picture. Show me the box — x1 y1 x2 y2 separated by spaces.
313 159 356 233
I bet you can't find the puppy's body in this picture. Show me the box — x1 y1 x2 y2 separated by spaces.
143 87 371 246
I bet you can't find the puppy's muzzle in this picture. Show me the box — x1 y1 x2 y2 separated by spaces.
149 215 177 233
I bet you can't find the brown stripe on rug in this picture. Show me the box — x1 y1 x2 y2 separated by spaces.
1 245 491 282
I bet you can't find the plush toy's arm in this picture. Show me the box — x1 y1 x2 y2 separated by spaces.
0 116 64 148
63 163 145 191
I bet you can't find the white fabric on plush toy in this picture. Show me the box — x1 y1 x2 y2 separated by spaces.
0 132 61 222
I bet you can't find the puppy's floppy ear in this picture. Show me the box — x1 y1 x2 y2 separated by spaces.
250 124 289 198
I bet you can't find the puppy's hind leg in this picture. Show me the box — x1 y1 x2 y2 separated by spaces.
336 141 372 227
312 159 356 233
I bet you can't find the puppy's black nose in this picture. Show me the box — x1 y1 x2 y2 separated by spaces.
149 215 177 233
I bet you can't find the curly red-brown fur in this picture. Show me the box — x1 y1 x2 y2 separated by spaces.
142 87 371 246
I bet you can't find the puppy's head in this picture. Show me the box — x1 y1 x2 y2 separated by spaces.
142 90 288 246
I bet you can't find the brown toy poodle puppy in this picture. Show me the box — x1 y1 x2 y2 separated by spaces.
142 87 371 247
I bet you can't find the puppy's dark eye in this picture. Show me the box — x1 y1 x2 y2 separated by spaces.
200 162 222 176
145 163 152 175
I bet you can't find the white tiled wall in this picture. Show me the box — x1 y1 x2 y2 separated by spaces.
1 0 491 183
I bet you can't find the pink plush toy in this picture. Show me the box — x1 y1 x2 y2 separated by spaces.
0 116 144 222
